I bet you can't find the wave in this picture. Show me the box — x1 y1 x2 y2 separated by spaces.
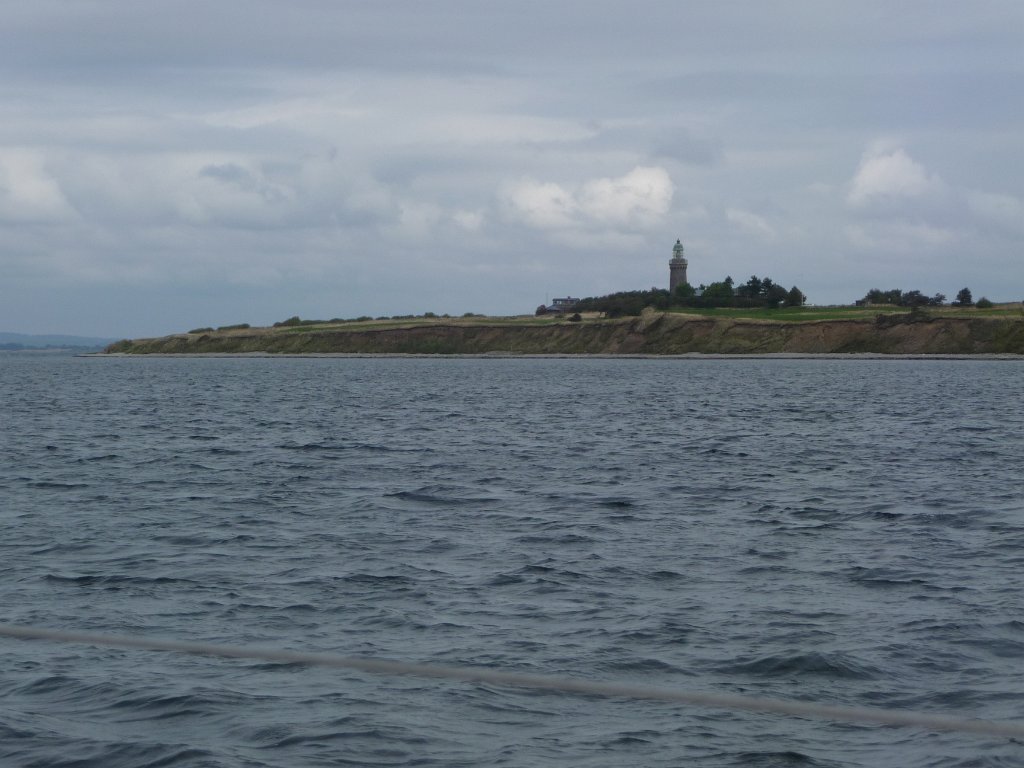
42 573 197 588
715 651 881 680
280 441 430 454
384 486 501 506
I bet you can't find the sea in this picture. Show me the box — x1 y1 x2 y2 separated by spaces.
1 352 1022 768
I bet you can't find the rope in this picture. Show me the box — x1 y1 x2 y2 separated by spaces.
1 623 1021 740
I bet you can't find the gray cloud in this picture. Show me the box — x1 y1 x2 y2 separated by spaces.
1 1 1022 335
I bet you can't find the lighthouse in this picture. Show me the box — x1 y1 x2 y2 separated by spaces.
669 239 688 294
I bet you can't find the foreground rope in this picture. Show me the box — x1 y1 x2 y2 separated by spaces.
1 623 1021 740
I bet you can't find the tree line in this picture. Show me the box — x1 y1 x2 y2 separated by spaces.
569 275 806 318
857 287 992 308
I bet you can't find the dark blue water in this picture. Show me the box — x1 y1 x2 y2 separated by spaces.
1 353 1023 767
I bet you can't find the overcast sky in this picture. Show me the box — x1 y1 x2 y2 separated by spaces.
1 1 1021 337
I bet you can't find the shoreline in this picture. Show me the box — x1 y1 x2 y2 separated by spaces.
89 352 1024 360
98 312 1024 356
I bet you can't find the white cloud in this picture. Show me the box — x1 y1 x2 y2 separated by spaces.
847 146 945 207
394 200 444 239
505 179 578 230
578 166 674 226
0 148 76 222
504 166 674 238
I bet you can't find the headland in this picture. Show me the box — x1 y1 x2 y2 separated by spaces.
104 306 1024 356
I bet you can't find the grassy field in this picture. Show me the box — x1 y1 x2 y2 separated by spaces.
664 304 1024 322
176 303 1024 338
269 314 571 334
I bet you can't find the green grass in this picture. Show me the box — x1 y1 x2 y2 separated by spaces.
665 306 898 321
665 304 1023 322
185 304 1024 338
271 315 583 333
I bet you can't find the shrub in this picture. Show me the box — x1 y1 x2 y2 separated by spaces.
217 323 250 331
976 297 994 309
270 317 329 330
188 327 214 334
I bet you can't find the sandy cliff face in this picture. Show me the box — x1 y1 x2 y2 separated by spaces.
635 312 1024 354
106 313 1024 355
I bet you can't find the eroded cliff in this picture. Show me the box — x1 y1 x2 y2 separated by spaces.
105 311 1024 355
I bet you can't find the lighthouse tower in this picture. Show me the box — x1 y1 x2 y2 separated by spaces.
669 239 688 294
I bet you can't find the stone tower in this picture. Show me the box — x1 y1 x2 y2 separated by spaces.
669 239 688 294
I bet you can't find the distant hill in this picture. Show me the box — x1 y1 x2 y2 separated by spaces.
0 332 119 351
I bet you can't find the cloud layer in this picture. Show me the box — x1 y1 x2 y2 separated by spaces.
1 2 1021 335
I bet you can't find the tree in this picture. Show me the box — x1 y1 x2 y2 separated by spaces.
784 286 805 307
976 297 994 309
702 280 736 301
737 275 762 299
762 280 788 305
674 282 696 300
573 288 670 317
900 290 930 307
953 288 973 306
861 288 902 305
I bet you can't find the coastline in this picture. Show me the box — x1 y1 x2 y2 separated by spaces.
98 311 1024 357
91 352 1024 360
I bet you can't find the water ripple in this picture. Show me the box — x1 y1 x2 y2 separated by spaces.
1 354 1023 767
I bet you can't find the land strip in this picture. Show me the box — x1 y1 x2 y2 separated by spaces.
105 306 1024 356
